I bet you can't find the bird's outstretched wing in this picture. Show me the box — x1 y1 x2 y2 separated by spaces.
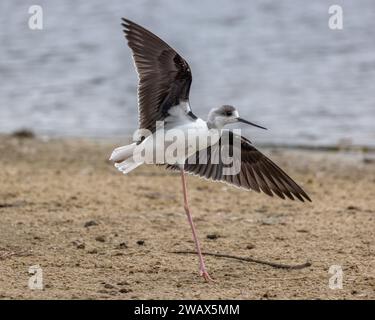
167 131 311 202
122 18 193 134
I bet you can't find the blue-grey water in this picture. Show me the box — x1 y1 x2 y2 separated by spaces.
1 0 375 147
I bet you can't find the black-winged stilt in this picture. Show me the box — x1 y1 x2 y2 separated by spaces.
110 18 311 281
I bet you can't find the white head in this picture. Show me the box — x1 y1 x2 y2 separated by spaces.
207 105 266 130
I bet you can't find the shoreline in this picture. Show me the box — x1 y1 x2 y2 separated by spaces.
4 131 375 154
0 134 374 299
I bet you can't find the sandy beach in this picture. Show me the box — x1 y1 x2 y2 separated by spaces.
0 134 374 299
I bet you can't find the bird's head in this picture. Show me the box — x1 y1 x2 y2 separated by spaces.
207 105 267 130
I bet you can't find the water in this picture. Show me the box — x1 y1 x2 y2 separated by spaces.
1 0 375 147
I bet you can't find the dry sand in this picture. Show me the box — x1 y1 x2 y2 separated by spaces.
0 135 374 299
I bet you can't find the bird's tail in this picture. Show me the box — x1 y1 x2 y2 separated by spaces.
114 158 143 174
109 143 143 174
109 143 136 162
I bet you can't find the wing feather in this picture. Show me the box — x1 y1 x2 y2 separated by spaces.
166 131 311 202
122 18 193 133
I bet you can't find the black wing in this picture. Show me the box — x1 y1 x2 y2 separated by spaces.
167 132 311 202
122 18 193 133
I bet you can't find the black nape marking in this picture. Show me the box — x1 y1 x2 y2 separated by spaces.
187 111 198 120
220 105 236 117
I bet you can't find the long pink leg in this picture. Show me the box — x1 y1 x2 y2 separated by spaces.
180 168 214 281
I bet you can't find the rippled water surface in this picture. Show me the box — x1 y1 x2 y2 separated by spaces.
1 0 375 146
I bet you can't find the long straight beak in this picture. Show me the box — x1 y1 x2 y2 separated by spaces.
237 118 267 130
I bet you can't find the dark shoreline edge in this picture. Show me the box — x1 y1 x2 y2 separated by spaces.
2 131 375 154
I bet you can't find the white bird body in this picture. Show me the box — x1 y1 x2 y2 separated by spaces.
110 102 221 172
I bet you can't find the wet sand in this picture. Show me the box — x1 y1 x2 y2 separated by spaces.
0 135 374 299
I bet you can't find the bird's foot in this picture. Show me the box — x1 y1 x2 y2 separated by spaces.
200 267 215 282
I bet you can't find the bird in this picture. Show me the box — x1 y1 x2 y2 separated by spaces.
110 18 311 282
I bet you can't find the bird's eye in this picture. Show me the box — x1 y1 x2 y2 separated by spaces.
225 111 232 116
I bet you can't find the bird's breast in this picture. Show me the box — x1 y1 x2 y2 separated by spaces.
182 119 221 158
139 118 221 165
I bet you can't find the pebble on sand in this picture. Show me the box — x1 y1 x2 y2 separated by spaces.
206 234 220 240
72 240 85 249
84 220 99 227
95 236 106 242
11 129 35 139
117 242 128 249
